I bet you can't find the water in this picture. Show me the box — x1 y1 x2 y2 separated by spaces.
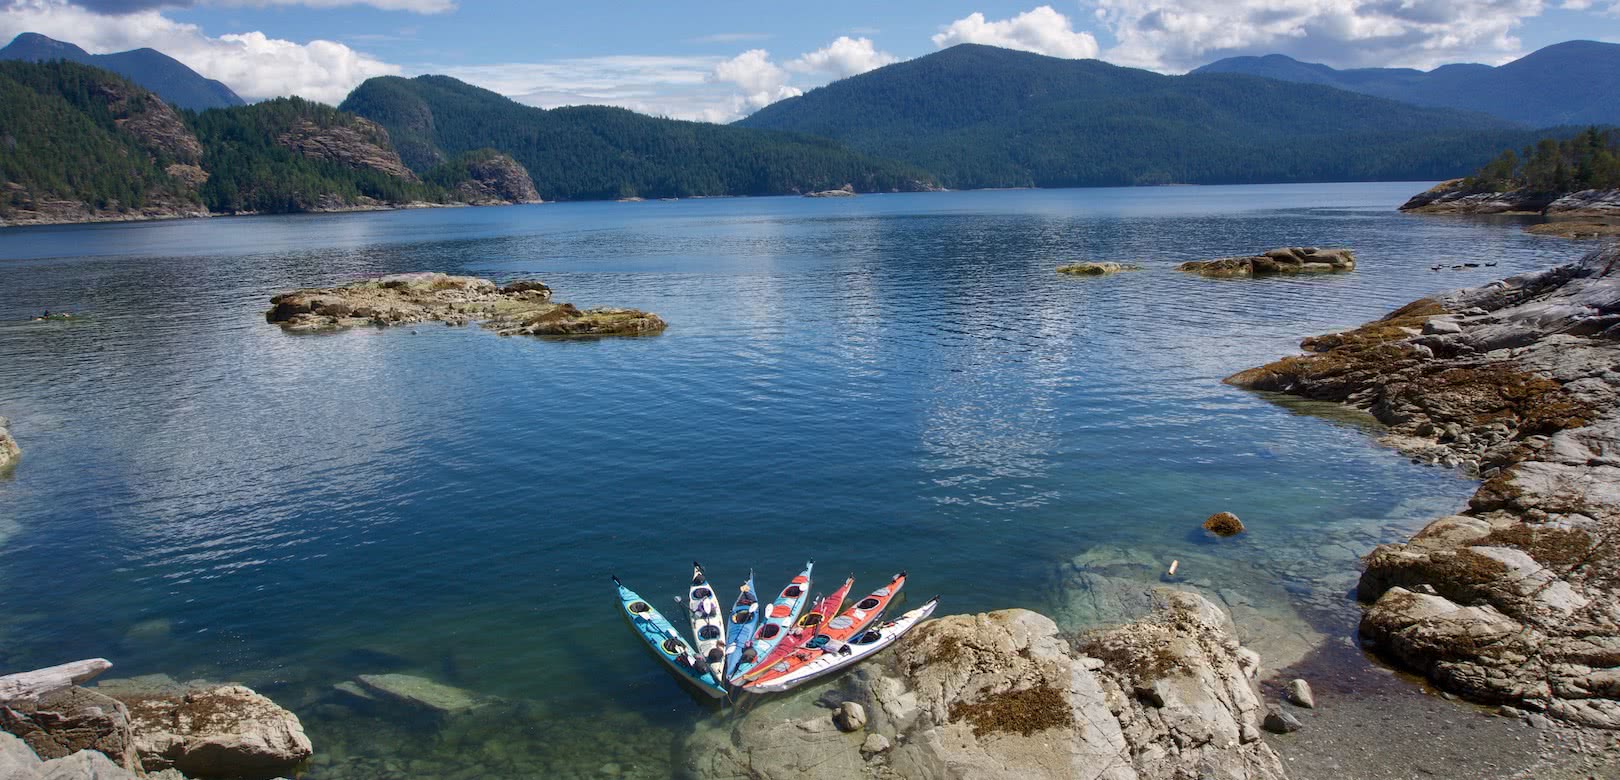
0 184 1577 778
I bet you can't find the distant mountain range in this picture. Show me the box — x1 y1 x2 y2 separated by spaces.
338 75 936 200
737 44 1549 190
1193 40 1620 127
0 32 244 110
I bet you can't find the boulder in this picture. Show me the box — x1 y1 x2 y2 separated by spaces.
832 701 866 733
0 686 137 769
1261 708 1301 734
354 674 483 714
106 682 311 777
682 591 1284 780
0 416 18 470
1202 512 1245 537
1 731 43 778
1179 247 1354 278
1285 679 1315 709
34 749 139 780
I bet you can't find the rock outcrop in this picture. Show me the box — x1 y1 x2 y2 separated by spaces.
97 678 312 777
1057 262 1141 276
0 416 18 470
1227 244 1620 729
805 184 856 198
276 117 417 181
1401 179 1620 218
0 687 138 770
449 153 540 205
1178 247 1354 277
0 731 154 780
265 272 667 337
682 591 1285 780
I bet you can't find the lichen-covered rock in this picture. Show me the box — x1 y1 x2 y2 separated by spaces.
1230 244 1620 729
265 272 665 338
681 591 1284 780
1178 247 1354 277
1057 262 1141 276
106 682 312 777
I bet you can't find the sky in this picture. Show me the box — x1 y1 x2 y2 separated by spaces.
3 0 1619 120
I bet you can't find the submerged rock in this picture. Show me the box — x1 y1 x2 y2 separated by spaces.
1525 220 1620 239
1178 247 1355 277
1228 243 1620 729
0 416 18 471
682 590 1284 780
265 272 666 337
1285 679 1315 709
354 673 484 714
1056 262 1141 276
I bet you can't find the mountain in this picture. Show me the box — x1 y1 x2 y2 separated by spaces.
0 60 533 225
737 45 1550 191
339 74 936 200
1194 41 1620 127
0 32 244 111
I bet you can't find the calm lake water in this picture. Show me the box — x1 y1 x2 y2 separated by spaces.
0 184 1579 778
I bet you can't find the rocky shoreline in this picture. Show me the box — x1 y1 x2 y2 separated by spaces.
1400 179 1620 218
1226 243 1620 729
265 272 667 337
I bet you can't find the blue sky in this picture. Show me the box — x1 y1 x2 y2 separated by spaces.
4 1 1619 119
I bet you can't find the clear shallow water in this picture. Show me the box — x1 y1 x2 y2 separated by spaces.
0 184 1578 777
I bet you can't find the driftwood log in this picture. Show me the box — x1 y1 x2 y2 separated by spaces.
0 659 111 705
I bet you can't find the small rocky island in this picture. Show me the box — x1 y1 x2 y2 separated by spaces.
0 416 18 471
1178 247 1355 277
1057 262 1141 276
1227 243 1620 728
266 272 667 337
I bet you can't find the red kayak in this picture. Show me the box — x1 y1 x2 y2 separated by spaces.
743 572 906 689
733 575 854 684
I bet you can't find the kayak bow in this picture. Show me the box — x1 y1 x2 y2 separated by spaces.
612 575 726 698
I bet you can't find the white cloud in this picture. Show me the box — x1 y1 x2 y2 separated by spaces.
437 55 748 121
224 0 455 11
786 35 897 78
932 6 1100 59
1 0 400 103
708 48 802 112
1088 0 1552 72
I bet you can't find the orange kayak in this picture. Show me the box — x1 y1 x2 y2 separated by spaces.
733 576 854 684
743 572 906 688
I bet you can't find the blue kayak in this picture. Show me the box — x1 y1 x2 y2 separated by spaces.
613 576 726 698
723 571 761 680
731 561 813 680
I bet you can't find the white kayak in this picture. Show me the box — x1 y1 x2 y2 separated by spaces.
686 562 727 685
744 596 939 694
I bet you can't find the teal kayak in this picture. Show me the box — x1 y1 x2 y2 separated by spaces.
612 576 726 698
723 571 760 679
731 561 813 679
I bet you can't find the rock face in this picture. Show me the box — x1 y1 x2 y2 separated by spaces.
1057 262 1142 276
0 416 18 470
1178 247 1354 277
105 681 312 777
682 591 1285 780
805 184 856 198
265 272 667 337
276 117 418 181
0 731 147 780
1227 244 1620 729
1402 179 1620 218
450 153 540 205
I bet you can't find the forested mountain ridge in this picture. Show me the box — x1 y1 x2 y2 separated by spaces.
339 74 938 200
0 61 535 225
0 32 244 111
737 44 1562 190
1195 41 1620 127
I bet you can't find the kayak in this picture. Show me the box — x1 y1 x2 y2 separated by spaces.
733 575 854 685
722 571 761 679
612 576 726 698
686 562 728 684
731 561 814 679
743 572 906 688
745 596 939 694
